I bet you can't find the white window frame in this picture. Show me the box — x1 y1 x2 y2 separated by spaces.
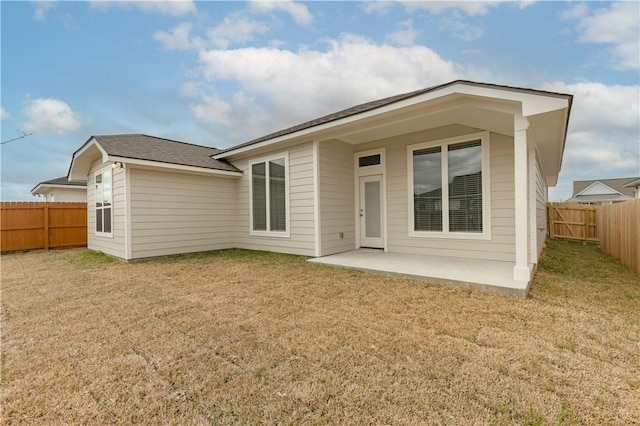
95 168 113 238
249 152 290 238
407 131 491 240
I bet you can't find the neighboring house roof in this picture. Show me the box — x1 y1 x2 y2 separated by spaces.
623 178 640 188
69 134 240 181
31 176 86 195
572 177 639 198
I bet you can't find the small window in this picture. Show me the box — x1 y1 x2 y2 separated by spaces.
358 154 381 167
95 170 112 235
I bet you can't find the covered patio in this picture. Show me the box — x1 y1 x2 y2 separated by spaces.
309 250 529 297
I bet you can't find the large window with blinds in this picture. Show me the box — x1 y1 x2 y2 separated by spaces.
250 154 289 236
409 133 489 238
95 169 113 236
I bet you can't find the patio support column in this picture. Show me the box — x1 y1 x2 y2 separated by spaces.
528 135 538 265
312 139 322 257
513 115 531 282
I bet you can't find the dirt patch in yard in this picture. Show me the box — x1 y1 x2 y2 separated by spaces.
1 240 639 424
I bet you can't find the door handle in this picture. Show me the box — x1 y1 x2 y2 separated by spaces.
360 209 364 217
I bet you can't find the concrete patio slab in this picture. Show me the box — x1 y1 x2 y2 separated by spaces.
308 250 530 297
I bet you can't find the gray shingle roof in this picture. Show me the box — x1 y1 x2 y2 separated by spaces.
91 134 239 172
38 176 86 187
215 79 573 156
572 177 639 198
31 176 86 193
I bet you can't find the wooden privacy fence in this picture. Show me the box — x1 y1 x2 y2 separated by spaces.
547 202 598 242
597 199 640 274
1 202 87 253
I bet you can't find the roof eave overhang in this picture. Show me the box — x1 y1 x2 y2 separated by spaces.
31 183 86 195
213 81 572 161
526 102 572 187
107 156 242 177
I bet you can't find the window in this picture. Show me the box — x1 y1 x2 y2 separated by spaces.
409 133 489 238
95 170 112 235
250 154 289 235
358 154 381 167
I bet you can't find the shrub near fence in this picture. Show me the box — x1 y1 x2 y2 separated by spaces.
598 199 640 274
0 202 87 253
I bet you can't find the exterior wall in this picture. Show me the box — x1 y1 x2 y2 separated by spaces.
38 187 87 202
128 167 237 259
319 139 355 256
87 161 126 258
234 142 316 256
535 154 547 257
353 124 516 262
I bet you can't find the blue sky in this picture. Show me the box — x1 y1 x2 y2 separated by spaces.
1 0 638 201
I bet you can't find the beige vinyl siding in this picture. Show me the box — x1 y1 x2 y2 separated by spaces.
355 125 516 262
235 142 316 256
87 161 126 258
319 139 355 256
535 154 547 257
129 168 236 259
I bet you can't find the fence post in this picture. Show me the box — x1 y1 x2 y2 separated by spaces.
43 203 49 250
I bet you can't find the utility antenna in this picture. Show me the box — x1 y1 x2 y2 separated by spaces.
1 130 34 145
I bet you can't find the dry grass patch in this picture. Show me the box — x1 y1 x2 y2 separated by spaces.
2 240 639 424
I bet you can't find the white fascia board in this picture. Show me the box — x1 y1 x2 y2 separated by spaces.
32 184 85 195
439 85 570 117
107 156 243 177
30 184 45 195
68 138 108 181
74 137 109 162
214 82 570 160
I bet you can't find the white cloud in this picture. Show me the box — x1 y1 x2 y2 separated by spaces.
249 0 313 26
362 1 396 16
32 0 56 21
566 2 640 70
89 0 196 17
206 12 270 49
21 98 82 135
154 22 204 51
440 12 484 41
154 13 270 51
519 1 535 9
386 20 419 46
1 107 10 120
560 3 588 20
543 81 640 200
191 34 464 140
401 1 500 16
543 81 639 134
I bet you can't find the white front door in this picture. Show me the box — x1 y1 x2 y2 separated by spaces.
359 175 383 248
